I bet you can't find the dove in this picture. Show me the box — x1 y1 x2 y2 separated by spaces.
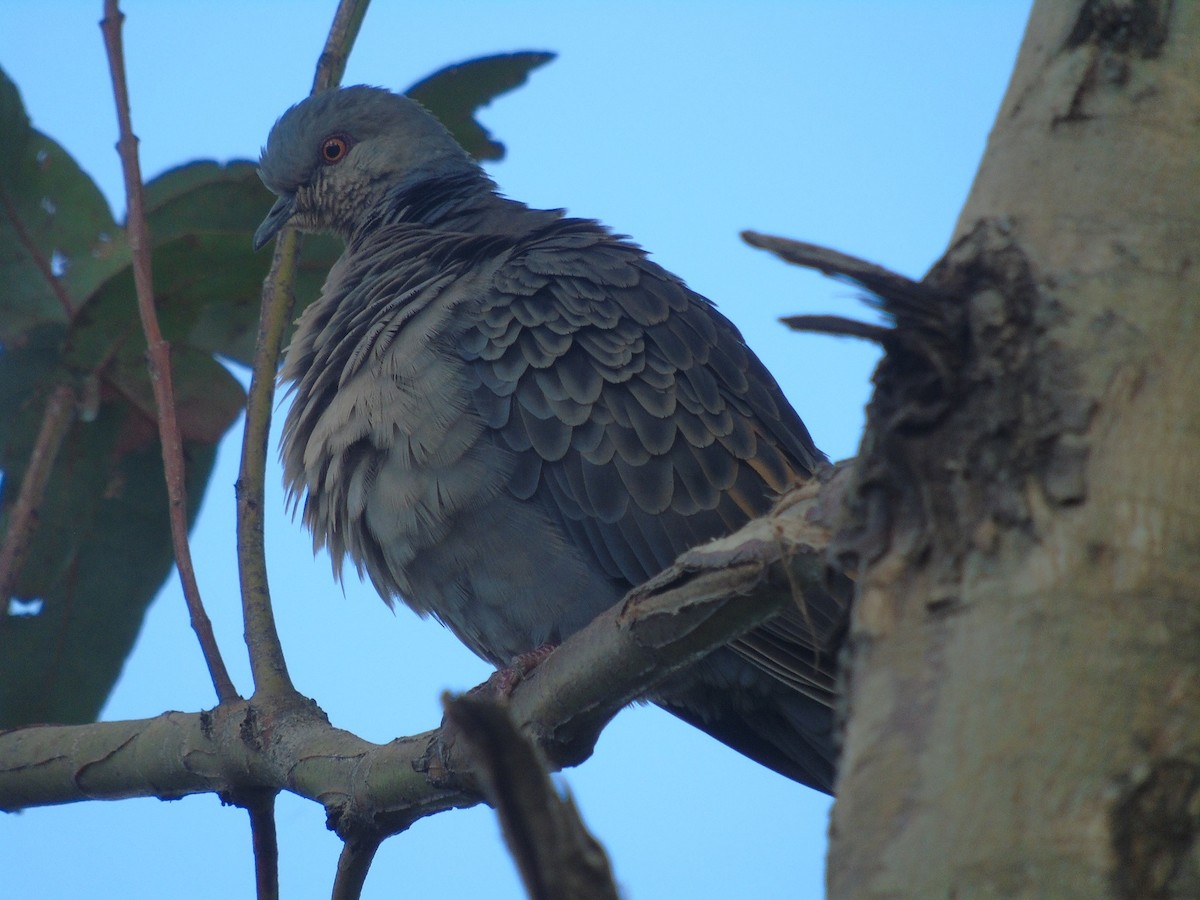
255 86 839 792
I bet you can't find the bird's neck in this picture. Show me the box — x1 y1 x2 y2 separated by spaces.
358 170 563 238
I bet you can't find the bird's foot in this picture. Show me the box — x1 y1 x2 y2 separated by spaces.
483 642 560 698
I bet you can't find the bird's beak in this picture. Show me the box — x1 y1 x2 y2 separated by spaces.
253 193 296 251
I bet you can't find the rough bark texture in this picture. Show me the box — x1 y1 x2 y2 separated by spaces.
0 470 843 832
829 2 1200 897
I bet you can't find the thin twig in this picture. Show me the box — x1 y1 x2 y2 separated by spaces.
780 313 892 343
235 0 371 701
332 836 382 900
742 230 913 286
741 229 938 315
312 0 373 94
445 694 619 900
0 384 76 608
246 791 281 900
99 0 236 703
236 227 302 698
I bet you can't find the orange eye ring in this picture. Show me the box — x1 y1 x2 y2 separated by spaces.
320 134 351 165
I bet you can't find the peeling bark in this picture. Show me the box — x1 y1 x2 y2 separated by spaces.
828 2 1200 896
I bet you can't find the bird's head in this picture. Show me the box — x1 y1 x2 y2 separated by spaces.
253 85 473 249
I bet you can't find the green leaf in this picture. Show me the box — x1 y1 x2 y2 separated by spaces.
58 159 342 374
0 66 131 346
0 313 237 727
137 160 341 366
0 78 247 727
0 324 66 457
144 159 272 241
406 51 555 161
174 229 344 366
0 393 218 727
0 327 76 595
0 63 32 163
0 334 237 729
108 343 245 445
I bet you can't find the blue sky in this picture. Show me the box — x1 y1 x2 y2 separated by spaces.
1 3 1031 897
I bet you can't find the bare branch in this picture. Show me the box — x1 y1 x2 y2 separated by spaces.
98 0 235 703
779 313 891 344
742 229 919 292
313 0 373 94
0 384 75 607
236 226 302 699
445 693 619 900
1 472 846 829
245 791 280 900
331 835 381 900
236 0 371 700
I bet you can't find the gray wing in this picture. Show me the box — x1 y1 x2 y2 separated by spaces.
459 221 840 709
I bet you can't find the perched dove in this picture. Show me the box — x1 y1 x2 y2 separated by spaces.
255 86 840 793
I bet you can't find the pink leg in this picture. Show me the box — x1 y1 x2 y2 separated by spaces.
486 642 560 697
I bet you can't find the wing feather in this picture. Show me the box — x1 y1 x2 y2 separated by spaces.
460 220 838 708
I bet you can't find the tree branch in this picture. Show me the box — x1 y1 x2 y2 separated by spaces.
0 383 75 608
236 0 371 700
331 834 382 900
99 0 235 704
236 223 302 699
244 790 280 900
826 3 1200 893
445 693 619 900
0 469 846 827
313 0 372 94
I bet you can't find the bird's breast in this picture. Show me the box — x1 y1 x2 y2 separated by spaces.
279 243 617 662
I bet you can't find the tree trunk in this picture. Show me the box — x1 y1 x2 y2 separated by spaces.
829 2 1200 896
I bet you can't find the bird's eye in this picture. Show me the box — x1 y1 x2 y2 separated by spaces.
320 135 351 165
